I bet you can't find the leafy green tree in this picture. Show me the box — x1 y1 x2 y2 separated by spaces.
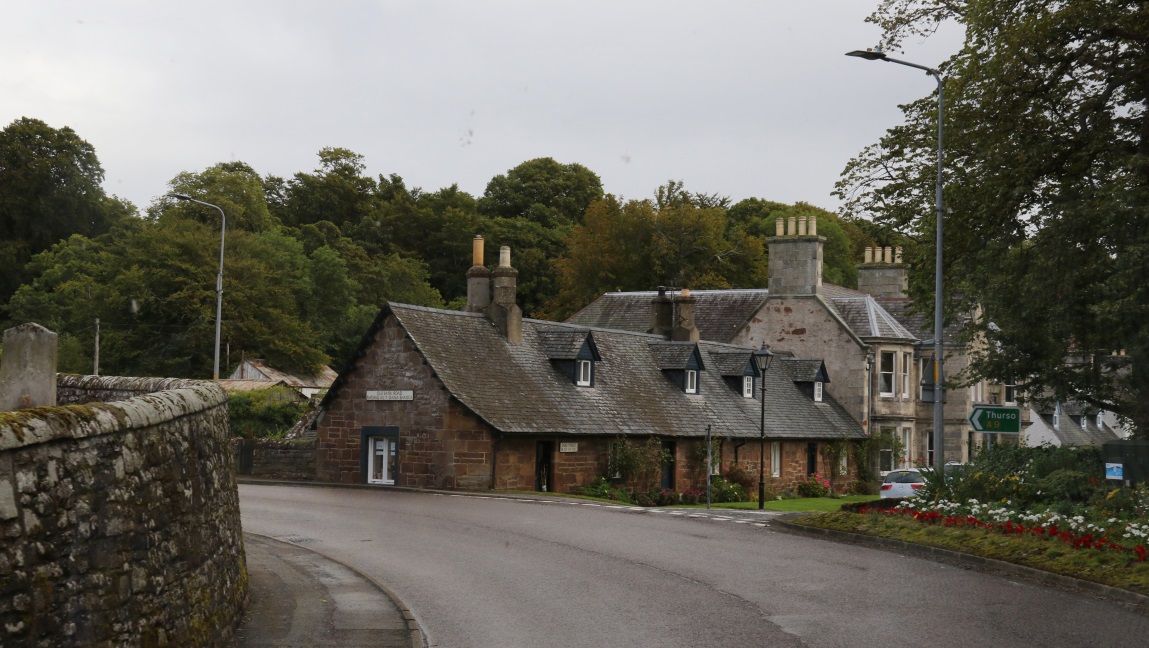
478 158 604 229
269 148 380 229
158 161 277 232
727 198 863 288
836 0 1149 436
0 117 133 313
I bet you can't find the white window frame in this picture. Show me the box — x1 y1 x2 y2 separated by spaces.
813 381 823 402
742 376 753 398
901 352 911 398
879 427 896 473
879 351 895 397
920 358 930 399
770 441 781 478
1004 383 1017 406
685 369 698 394
901 428 912 468
576 359 592 386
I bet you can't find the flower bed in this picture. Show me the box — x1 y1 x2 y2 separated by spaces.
860 499 1149 562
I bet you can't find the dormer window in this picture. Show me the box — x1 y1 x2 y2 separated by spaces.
576 360 593 386
814 381 824 402
685 370 698 394
539 328 601 388
742 376 753 398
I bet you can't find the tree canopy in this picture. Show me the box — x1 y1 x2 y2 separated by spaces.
836 0 1149 435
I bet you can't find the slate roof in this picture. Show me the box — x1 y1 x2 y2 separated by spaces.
228 359 337 390
1035 411 1093 447
323 303 865 441
567 289 769 343
709 350 755 377
781 359 828 383
871 296 965 345
567 286 917 344
537 328 592 360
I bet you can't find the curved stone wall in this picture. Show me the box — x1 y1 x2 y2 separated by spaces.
0 377 246 646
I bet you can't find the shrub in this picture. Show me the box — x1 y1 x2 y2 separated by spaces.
723 462 758 496
709 477 747 503
228 386 309 439
681 488 703 505
656 489 680 506
570 477 632 503
797 472 832 498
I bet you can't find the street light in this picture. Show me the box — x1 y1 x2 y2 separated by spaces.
168 193 226 382
846 47 946 474
752 342 774 510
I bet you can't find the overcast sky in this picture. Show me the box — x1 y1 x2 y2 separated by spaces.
3 1 963 215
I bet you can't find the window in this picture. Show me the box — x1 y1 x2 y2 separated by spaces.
576 359 592 386
685 369 698 394
901 428 912 468
1004 383 1017 405
879 427 896 473
771 442 781 478
920 358 930 399
879 351 895 397
839 451 848 475
742 376 754 398
813 381 823 402
901 352 911 397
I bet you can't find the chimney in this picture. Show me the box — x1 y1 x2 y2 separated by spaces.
767 215 824 296
857 244 909 298
465 235 491 313
671 289 700 342
648 286 673 337
486 245 522 343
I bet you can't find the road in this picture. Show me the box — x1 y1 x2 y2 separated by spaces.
238 484 1149 647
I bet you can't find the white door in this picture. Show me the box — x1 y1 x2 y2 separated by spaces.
367 437 397 485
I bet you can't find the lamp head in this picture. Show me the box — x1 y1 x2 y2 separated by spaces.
846 49 888 61
752 342 774 374
168 193 192 201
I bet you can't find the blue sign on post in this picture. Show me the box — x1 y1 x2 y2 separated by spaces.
1106 463 1124 481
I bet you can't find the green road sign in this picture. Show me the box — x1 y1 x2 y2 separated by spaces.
969 405 1021 434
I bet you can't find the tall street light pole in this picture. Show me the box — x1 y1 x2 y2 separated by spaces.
752 343 774 509
169 193 226 382
846 48 946 474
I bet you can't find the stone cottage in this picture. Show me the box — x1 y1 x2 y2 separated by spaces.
313 236 865 494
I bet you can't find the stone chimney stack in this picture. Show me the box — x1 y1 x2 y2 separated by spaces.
486 245 522 343
648 286 673 337
671 288 700 342
465 235 491 313
857 245 909 298
767 215 824 296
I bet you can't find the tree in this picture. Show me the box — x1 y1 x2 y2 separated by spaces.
269 148 380 229
0 117 132 313
836 0 1149 436
545 183 770 320
478 158 604 229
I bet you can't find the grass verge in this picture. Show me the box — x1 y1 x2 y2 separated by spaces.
792 510 1149 596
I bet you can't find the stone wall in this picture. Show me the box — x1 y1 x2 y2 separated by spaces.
234 438 317 480
0 377 246 647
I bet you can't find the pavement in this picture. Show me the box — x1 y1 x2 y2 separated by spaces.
229 533 422 648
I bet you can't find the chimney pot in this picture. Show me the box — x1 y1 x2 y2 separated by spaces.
808 215 817 236
864 247 874 264
798 216 808 236
499 245 511 268
775 218 784 237
787 216 797 236
884 246 893 264
895 247 903 264
472 235 485 266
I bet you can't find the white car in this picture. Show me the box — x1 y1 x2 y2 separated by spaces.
880 469 925 498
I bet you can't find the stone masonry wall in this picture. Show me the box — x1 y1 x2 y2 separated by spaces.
0 377 246 647
234 438 317 481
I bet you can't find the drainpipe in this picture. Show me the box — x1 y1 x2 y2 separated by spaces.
733 440 746 464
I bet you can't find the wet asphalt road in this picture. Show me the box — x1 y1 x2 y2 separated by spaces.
238 484 1149 648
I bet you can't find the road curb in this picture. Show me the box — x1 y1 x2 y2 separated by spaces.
772 515 1149 614
245 532 426 648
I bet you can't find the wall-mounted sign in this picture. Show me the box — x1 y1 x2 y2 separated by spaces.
559 442 578 453
1106 463 1124 481
366 390 413 401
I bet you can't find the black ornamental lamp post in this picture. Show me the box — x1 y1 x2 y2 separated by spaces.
753 342 774 510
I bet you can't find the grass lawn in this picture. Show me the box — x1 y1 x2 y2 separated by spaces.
682 495 880 512
793 510 1149 596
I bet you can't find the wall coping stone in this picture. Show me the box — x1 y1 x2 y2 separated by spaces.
1 380 226 451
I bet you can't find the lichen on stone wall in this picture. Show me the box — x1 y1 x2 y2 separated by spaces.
1 374 245 647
